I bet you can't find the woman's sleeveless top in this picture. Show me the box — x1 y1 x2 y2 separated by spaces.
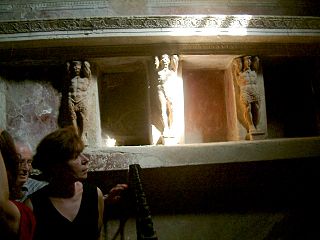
11 200 36 240
31 182 99 240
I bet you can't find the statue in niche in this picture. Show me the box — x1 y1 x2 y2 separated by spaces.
58 61 91 145
154 54 179 143
233 56 262 135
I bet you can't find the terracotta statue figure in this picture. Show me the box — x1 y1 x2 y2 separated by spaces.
154 54 179 140
59 61 91 145
233 56 261 133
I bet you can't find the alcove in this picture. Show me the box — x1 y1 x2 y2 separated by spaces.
95 57 151 146
92 54 271 146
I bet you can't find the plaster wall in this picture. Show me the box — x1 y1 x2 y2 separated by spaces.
0 68 60 149
184 69 228 143
224 66 239 140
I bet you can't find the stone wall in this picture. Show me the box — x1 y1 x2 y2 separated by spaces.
89 153 319 240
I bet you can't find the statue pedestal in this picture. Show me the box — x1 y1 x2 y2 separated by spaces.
163 136 179 145
246 131 265 141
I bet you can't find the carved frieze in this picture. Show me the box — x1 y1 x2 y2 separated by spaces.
0 16 319 34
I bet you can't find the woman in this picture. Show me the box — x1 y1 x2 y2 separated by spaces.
0 128 36 240
27 126 104 240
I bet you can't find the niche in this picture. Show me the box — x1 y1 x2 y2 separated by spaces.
96 57 151 146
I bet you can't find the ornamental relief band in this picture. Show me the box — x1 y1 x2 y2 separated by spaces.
0 16 319 34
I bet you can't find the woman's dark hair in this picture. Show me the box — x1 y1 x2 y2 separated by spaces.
0 130 20 191
33 126 84 177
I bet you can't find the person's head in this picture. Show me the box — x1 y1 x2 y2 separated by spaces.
33 126 89 183
14 139 33 187
0 129 20 196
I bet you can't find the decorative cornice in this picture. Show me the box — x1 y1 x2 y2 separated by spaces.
0 15 319 35
0 15 319 63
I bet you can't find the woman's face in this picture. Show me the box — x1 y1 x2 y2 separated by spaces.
65 153 89 181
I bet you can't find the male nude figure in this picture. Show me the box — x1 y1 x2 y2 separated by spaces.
59 61 91 144
234 56 261 133
155 54 179 138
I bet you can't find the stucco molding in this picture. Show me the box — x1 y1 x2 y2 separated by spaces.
0 15 319 35
1 42 319 65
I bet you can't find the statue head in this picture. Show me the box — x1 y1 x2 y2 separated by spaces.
242 56 252 71
71 61 82 76
160 54 170 68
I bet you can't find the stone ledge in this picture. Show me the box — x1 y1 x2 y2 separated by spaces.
85 136 320 171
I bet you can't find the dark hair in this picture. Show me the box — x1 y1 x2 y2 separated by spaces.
0 130 20 190
33 126 84 177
